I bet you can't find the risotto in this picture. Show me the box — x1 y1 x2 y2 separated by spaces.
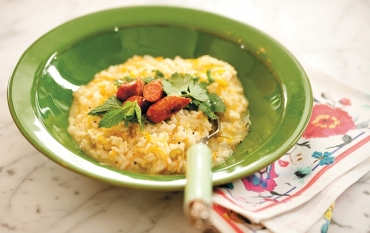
67 55 249 174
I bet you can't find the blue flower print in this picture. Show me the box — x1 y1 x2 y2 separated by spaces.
311 151 335 166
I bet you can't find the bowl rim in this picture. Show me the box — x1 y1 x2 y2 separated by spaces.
7 5 313 191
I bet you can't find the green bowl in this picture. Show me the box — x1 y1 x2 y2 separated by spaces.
7 6 312 191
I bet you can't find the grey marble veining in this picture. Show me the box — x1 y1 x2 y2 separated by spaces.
1 0 369 232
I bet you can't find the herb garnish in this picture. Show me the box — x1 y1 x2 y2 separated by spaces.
114 70 164 87
162 72 225 120
88 70 225 128
113 76 135 87
88 98 143 129
88 96 122 116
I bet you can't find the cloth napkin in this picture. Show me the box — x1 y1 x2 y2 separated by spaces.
210 67 370 233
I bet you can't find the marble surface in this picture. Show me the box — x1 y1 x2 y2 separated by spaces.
1 0 369 232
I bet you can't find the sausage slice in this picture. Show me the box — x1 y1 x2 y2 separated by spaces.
116 79 144 101
143 79 164 102
146 96 191 123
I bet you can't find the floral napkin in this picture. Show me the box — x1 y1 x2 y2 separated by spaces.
209 67 370 233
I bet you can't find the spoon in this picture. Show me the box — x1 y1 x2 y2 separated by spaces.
184 118 220 230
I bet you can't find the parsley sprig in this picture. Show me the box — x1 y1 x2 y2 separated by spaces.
162 71 225 120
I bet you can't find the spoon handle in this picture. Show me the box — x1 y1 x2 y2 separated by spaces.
184 143 212 230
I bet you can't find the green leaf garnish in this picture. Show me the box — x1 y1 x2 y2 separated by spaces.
96 100 144 129
114 76 135 87
162 79 182 96
206 69 215 83
162 72 225 119
134 102 143 130
209 93 226 113
169 73 192 92
98 107 125 128
88 96 122 116
142 76 155 84
154 70 164 78
198 102 219 120
187 79 208 101
88 70 226 129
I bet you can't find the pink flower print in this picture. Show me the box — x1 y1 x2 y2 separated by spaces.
242 163 278 192
302 104 355 139
339 98 351 106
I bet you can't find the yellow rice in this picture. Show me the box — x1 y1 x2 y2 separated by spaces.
67 55 249 174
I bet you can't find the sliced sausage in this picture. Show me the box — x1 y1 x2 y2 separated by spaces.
126 95 151 113
143 79 164 102
116 79 144 101
146 96 191 123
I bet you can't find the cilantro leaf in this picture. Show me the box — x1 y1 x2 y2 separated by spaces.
209 93 226 112
114 76 135 86
188 79 209 102
206 69 215 83
198 103 219 120
162 72 225 119
154 70 164 78
88 96 122 116
142 77 155 84
162 79 182 96
169 73 192 92
198 81 209 89
184 102 198 111
192 100 218 120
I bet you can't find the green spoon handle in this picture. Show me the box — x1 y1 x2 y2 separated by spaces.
184 143 212 229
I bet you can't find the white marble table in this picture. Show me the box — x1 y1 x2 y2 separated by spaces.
1 0 369 232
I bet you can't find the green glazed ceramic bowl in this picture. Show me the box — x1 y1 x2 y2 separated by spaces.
7 6 312 191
